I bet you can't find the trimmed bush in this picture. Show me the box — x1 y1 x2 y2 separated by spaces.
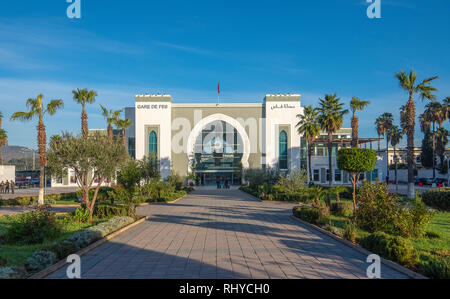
67 216 134 250
360 232 417 266
343 221 357 243
43 241 78 261
293 206 321 225
25 250 57 273
419 256 450 279
331 202 354 217
94 203 134 219
422 189 450 211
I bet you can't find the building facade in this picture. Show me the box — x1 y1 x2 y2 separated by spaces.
125 93 382 186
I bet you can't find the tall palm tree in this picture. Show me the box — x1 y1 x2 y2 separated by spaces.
350 97 370 148
421 101 445 178
376 113 393 183
443 97 450 122
11 94 64 205
72 88 97 137
399 105 408 135
317 93 348 191
435 127 449 167
375 116 384 151
296 106 321 182
0 111 3 129
0 129 7 165
388 125 403 191
114 118 131 149
395 70 438 199
100 105 122 141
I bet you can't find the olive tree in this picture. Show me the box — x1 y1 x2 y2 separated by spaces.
337 148 377 220
47 132 128 221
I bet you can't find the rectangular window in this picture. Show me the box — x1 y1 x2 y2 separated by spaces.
326 169 330 182
313 169 320 182
372 169 379 181
335 170 342 182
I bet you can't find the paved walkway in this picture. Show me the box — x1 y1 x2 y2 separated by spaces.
47 189 408 279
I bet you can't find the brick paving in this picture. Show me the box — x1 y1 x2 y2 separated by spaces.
46 189 408 279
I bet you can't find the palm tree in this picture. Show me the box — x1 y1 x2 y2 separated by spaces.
72 88 97 137
443 97 450 122
11 94 64 205
376 113 393 183
399 105 408 135
317 93 348 192
375 116 384 151
0 111 3 129
296 106 320 183
435 127 449 167
0 129 7 165
114 118 131 149
388 125 402 191
395 70 438 199
100 105 122 141
350 97 370 148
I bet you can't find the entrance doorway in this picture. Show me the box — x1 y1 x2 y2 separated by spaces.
199 172 241 187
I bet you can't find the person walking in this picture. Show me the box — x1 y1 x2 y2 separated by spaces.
10 180 14 194
5 180 9 194
0 181 4 194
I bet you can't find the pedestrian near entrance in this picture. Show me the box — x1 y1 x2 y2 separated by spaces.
5 180 9 194
10 180 14 194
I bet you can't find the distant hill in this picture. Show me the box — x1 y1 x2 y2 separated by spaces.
1 146 38 171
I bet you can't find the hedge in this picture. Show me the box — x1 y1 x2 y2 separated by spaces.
360 232 417 266
422 189 450 211
94 203 134 218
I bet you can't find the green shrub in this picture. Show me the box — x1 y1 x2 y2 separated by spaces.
419 256 450 279
0 267 26 279
94 203 133 219
396 197 434 239
74 207 91 223
331 202 354 217
0 257 7 267
25 250 57 273
343 221 358 243
360 232 417 266
67 216 134 250
293 206 321 225
43 241 78 260
422 189 450 211
5 205 61 244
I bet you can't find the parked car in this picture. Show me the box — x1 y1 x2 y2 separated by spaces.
414 178 429 186
432 178 448 187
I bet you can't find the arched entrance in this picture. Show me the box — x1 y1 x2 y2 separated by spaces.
187 114 251 187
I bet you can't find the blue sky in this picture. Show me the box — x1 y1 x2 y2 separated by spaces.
0 0 449 149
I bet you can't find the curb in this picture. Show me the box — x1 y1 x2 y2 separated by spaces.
290 215 427 279
29 216 150 279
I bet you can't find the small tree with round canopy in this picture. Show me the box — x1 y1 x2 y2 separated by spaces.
337 148 377 220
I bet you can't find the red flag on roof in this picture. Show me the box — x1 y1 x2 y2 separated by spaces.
218 81 220 94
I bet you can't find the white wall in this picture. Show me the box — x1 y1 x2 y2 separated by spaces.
264 95 303 171
135 96 172 179
0 165 15 182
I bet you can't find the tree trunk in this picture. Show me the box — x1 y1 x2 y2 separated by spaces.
81 107 88 138
88 179 105 222
351 116 359 148
37 119 46 205
377 135 381 152
394 145 398 193
122 129 127 148
386 137 390 184
107 123 113 142
350 173 358 221
0 146 3 165
308 142 313 183
432 122 436 179
406 93 416 200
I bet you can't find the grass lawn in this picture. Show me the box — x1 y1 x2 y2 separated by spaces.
324 211 450 269
52 199 80 206
0 214 106 267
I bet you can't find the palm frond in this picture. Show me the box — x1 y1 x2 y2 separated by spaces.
46 99 64 115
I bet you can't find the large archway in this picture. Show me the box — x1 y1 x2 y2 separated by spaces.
187 114 251 185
